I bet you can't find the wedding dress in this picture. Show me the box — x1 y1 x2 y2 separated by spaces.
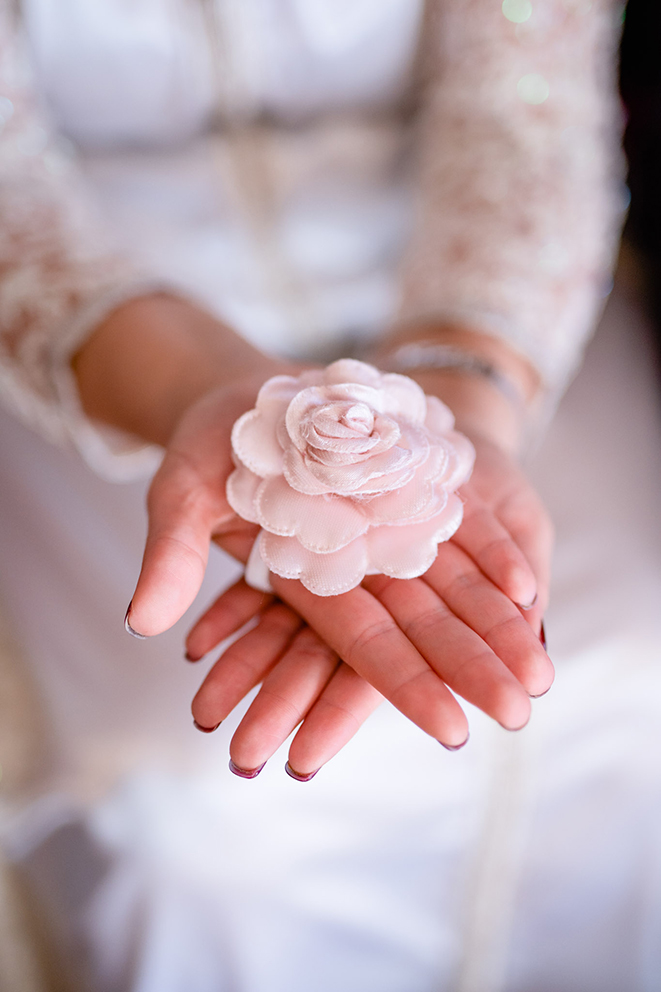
2 3 656 991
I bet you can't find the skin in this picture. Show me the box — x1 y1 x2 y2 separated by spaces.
74 293 554 778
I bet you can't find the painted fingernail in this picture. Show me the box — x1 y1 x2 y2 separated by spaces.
529 686 551 699
194 719 222 733
185 651 201 663
518 593 538 611
439 732 469 751
124 602 146 640
229 758 266 779
284 762 319 782
539 620 547 652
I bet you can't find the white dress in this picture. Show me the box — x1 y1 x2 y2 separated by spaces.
2 3 657 991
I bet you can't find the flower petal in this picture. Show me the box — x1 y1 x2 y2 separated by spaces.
421 442 450 483
442 432 476 489
361 471 444 525
425 395 455 434
232 409 284 477
256 476 369 552
285 383 386 451
322 359 382 388
305 410 401 466
296 368 326 388
301 423 429 495
284 446 334 494
309 442 416 493
226 465 262 523
380 373 427 424
366 494 464 579
256 375 301 407
231 376 301 476
260 531 369 596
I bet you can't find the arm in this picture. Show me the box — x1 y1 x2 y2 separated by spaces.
396 0 624 417
182 0 624 776
0 8 376 778
0 3 619 777
0 6 165 478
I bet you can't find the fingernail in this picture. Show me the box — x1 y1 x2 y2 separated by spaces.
284 761 319 782
499 714 530 732
185 651 201 663
518 593 538 611
124 602 146 640
529 686 551 699
539 620 547 652
194 719 221 733
439 732 469 752
229 758 266 779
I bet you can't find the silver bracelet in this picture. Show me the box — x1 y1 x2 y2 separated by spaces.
379 342 526 415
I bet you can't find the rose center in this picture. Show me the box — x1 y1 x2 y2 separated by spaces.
311 402 375 439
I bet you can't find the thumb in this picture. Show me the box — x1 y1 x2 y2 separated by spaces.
126 450 232 637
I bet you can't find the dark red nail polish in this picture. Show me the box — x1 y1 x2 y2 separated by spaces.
193 719 221 734
518 593 538 611
439 732 469 752
539 620 547 652
229 758 266 779
529 686 551 699
124 602 146 640
185 651 201 663
284 761 319 782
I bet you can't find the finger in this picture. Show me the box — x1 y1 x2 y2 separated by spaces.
452 497 537 608
128 451 231 637
365 573 532 730
186 578 275 661
423 542 554 697
228 626 340 772
191 602 301 729
271 577 469 747
287 664 384 778
497 492 554 626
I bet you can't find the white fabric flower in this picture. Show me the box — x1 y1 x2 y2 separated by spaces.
228 359 475 596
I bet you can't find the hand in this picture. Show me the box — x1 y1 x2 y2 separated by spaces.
102 302 552 777
125 378 386 777
187 430 553 776
186 579 383 779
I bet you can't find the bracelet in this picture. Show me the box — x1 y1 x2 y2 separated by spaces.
378 342 526 416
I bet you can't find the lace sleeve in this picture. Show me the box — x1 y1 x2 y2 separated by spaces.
399 0 625 401
0 7 162 480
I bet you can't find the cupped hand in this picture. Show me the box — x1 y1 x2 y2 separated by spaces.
125 371 385 775
89 296 553 777
126 375 269 637
185 430 553 776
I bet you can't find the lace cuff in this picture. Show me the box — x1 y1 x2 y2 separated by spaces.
399 0 625 405
0 8 163 481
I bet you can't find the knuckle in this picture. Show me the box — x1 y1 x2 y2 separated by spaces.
484 613 523 643
346 618 394 664
292 629 337 665
402 606 449 643
260 604 300 636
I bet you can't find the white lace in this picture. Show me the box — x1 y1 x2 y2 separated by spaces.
0 1 624 478
399 0 625 401
0 6 162 479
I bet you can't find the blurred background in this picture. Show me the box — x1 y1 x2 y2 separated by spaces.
1 3 661 991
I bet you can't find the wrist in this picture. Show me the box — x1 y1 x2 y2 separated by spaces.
73 294 295 446
372 320 541 456
407 368 522 454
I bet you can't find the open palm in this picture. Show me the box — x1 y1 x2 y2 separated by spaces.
127 380 553 778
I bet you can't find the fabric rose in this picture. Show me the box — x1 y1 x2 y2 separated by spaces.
227 359 475 597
